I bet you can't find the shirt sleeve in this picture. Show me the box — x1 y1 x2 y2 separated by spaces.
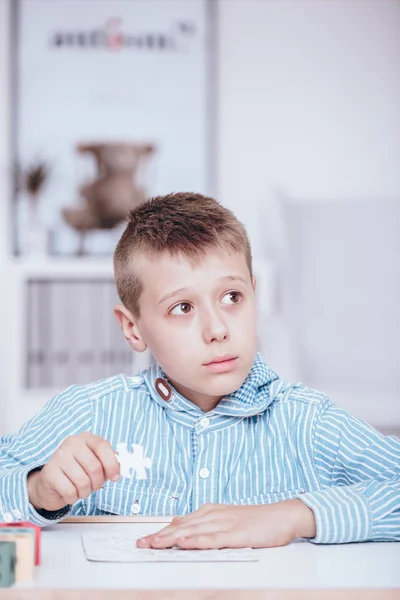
298 398 400 544
0 384 92 527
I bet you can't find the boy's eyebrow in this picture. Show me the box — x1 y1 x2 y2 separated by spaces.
157 275 248 305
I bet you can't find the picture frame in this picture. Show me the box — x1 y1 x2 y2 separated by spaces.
10 0 217 257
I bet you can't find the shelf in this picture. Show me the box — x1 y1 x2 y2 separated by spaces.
2 256 115 278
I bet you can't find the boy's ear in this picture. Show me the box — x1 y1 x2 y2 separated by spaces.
114 304 147 353
252 275 257 292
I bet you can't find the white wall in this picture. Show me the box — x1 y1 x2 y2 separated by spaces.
217 0 400 218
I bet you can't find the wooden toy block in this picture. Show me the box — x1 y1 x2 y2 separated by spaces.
0 541 16 588
0 529 34 583
0 521 41 565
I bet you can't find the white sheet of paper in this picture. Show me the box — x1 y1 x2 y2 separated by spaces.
81 532 260 562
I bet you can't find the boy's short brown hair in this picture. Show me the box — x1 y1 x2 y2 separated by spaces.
113 192 253 317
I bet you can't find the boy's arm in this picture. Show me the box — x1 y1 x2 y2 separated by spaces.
298 398 400 544
0 385 92 526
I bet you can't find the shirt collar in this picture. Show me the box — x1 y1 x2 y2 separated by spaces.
143 353 282 418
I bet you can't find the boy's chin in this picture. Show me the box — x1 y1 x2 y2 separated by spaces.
203 372 248 397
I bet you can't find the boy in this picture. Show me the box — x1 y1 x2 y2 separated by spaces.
0 192 399 551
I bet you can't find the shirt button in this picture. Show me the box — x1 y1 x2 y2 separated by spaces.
12 509 23 520
131 376 144 388
199 417 210 429
199 467 210 479
3 512 13 523
131 502 141 515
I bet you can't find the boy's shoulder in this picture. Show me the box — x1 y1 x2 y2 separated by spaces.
83 372 146 402
249 354 332 414
272 380 331 410
57 371 148 409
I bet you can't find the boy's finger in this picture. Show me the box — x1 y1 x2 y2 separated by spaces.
144 521 226 549
145 523 176 538
137 525 179 546
156 513 220 537
60 455 93 499
48 468 79 506
86 436 120 481
71 444 106 491
176 532 229 550
138 512 219 545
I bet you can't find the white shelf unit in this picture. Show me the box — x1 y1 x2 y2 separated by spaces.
1 257 142 434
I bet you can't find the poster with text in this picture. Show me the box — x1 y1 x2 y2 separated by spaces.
13 0 214 256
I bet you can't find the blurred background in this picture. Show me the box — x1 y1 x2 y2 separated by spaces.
0 0 399 436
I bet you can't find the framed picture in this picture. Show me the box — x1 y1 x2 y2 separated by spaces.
11 0 216 257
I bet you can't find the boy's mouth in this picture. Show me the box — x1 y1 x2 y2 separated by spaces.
204 355 238 373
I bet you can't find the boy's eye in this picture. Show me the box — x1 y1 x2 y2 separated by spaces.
221 291 242 304
170 302 192 316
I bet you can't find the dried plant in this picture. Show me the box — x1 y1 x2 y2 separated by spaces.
24 162 50 197
15 160 51 233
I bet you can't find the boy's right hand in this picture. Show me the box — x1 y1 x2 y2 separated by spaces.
27 432 120 512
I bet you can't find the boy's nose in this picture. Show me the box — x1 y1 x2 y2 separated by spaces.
208 329 228 343
202 316 229 344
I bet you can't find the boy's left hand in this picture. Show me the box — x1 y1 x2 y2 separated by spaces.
137 499 316 550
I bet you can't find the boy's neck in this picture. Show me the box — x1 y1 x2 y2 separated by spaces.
166 376 223 413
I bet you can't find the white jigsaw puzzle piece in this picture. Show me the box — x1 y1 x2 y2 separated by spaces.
115 442 152 480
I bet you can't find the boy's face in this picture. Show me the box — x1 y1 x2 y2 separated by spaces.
117 247 258 410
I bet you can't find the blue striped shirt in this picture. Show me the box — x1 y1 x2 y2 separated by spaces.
0 354 399 544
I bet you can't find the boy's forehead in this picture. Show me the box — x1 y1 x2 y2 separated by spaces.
136 248 250 294
137 247 247 273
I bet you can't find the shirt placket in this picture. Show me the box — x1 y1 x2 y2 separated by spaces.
191 416 220 511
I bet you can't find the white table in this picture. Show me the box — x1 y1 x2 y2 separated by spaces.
4 517 400 599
